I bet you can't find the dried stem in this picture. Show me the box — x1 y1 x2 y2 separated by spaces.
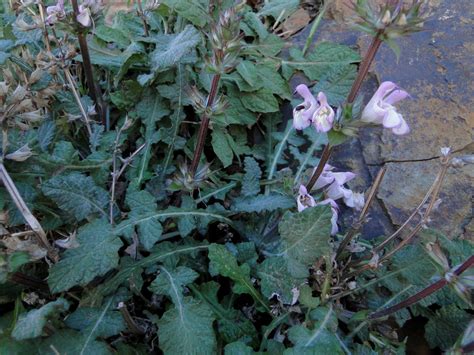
136 0 150 36
344 157 451 279
336 165 387 259
368 255 474 319
63 67 93 136
70 0 104 125
305 144 332 192
37 1 51 52
347 31 383 104
9 271 50 292
189 74 221 177
0 163 56 259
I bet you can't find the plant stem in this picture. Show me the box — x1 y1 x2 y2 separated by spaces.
336 166 387 259
305 143 332 192
136 0 150 36
70 0 104 125
369 255 474 319
302 0 328 57
189 74 221 177
347 31 383 104
320 256 333 304
118 302 145 334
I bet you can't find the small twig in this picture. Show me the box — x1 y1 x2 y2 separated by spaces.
9 271 50 291
189 74 221 177
302 1 328 57
305 144 332 192
368 255 474 319
70 0 104 125
136 0 150 36
0 163 56 259
118 302 145 335
63 67 93 136
109 141 146 224
378 159 449 264
336 166 387 259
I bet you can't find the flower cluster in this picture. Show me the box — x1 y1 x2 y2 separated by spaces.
361 81 409 135
296 165 365 235
350 0 428 39
292 84 334 133
46 0 102 27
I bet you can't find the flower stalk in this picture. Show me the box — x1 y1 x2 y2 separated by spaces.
189 73 221 176
347 31 383 104
305 143 332 192
368 255 474 319
70 0 104 125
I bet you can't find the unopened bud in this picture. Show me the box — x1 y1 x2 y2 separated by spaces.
397 13 408 26
381 10 392 25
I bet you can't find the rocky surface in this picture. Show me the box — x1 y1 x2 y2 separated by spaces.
294 0 473 238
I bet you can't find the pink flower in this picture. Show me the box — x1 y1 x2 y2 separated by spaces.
296 185 316 212
313 164 355 190
317 199 339 235
312 92 334 133
46 0 65 24
293 84 318 130
77 4 92 27
361 81 410 135
313 164 365 210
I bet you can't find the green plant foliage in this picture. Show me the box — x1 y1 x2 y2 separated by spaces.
48 221 123 292
12 298 69 340
0 1 468 353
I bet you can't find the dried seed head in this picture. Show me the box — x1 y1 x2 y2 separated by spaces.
5 144 33 162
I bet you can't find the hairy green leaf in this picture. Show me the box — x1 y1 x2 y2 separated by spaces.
157 298 216 355
212 128 234 168
242 157 262 197
279 206 332 269
425 305 471 350
42 173 109 221
232 194 294 213
12 299 69 340
150 266 198 306
48 220 123 292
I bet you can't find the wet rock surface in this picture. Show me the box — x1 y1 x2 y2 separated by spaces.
293 0 473 238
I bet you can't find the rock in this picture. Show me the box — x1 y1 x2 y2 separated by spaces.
291 0 473 238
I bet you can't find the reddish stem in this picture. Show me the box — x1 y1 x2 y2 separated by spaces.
71 0 105 125
347 31 383 104
189 74 221 176
369 255 474 319
305 144 332 192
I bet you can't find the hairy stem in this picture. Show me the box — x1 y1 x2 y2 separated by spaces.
369 255 474 319
347 31 383 104
320 256 333 304
189 74 221 177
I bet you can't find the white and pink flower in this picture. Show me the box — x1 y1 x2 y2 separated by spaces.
292 85 334 133
361 81 410 135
